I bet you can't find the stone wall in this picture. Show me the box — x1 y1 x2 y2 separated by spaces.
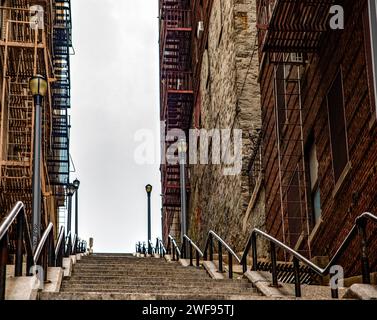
188 0 266 255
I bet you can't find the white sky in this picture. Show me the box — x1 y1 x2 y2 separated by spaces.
69 0 161 253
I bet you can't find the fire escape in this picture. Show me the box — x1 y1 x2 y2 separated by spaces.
256 0 333 257
48 0 72 220
159 0 193 242
0 0 54 222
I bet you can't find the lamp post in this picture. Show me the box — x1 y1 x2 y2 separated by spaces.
73 178 80 236
66 183 76 236
29 74 48 251
145 184 152 254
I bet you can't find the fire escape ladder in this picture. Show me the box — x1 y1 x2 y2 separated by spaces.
275 53 311 259
48 0 72 207
160 0 193 242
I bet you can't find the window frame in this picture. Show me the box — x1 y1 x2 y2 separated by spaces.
274 63 288 135
365 0 377 117
326 69 350 186
306 138 321 226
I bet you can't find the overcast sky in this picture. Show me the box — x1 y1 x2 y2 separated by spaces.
69 0 161 253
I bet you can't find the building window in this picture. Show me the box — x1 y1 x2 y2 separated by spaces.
365 0 377 115
327 70 349 183
274 64 287 134
306 140 321 225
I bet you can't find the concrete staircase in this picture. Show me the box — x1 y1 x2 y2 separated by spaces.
39 254 263 300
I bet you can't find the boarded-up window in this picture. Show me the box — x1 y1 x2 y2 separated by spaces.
287 170 302 247
327 71 348 183
274 64 287 134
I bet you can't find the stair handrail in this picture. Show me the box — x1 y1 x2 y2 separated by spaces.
135 241 142 253
155 237 166 256
161 212 377 299
65 231 72 256
72 233 78 255
0 201 34 299
182 234 203 267
167 235 181 260
240 211 377 298
33 222 55 282
203 230 241 279
55 226 65 267
148 239 156 255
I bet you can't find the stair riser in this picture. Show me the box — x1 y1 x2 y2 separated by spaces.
61 289 256 294
61 284 253 290
71 271 209 277
40 293 262 300
64 279 248 285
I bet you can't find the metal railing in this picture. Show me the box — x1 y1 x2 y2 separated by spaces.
182 235 203 267
203 231 241 279
160 212 377 299
33 222 55 282
0 202 34 299
167 235 181 261
55 226 66 267
0 202 87 300
156 238 167 257
240 212 377 298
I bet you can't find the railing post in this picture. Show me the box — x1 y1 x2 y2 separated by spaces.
189 241 193 266
48 232 55 267
182 237 186 259
252 233 258 271
242 259 247 274
358 221 371 284
209 235 213 261
293 257 301 297
42 249 48 282
218 241 223 273
0 233 8 300
15 213 24 277
228 252 233 279
270 242 278 287
26 251 34 277
196 250 200 267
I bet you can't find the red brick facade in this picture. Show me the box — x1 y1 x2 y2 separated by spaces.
259 0 377 276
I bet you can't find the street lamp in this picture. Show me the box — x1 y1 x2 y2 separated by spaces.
178 138 187 246
66 183 76 236
73 178 80 236
145 184 153 254
29 74 48 251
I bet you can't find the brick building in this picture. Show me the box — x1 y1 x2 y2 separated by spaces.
257 0 377 275
0 0 73 230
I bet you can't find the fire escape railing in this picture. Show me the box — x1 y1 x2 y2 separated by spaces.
256 0 333 53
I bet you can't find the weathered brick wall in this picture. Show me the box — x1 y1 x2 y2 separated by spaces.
260 0 377 275
188 0 264 254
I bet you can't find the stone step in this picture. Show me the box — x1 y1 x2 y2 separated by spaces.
61 287 257 295
61 282 253 290
67 274 216 283
74 264 197 270
78 258 169 263
70 270 209 277
64 278 248 285
39 292 267 300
